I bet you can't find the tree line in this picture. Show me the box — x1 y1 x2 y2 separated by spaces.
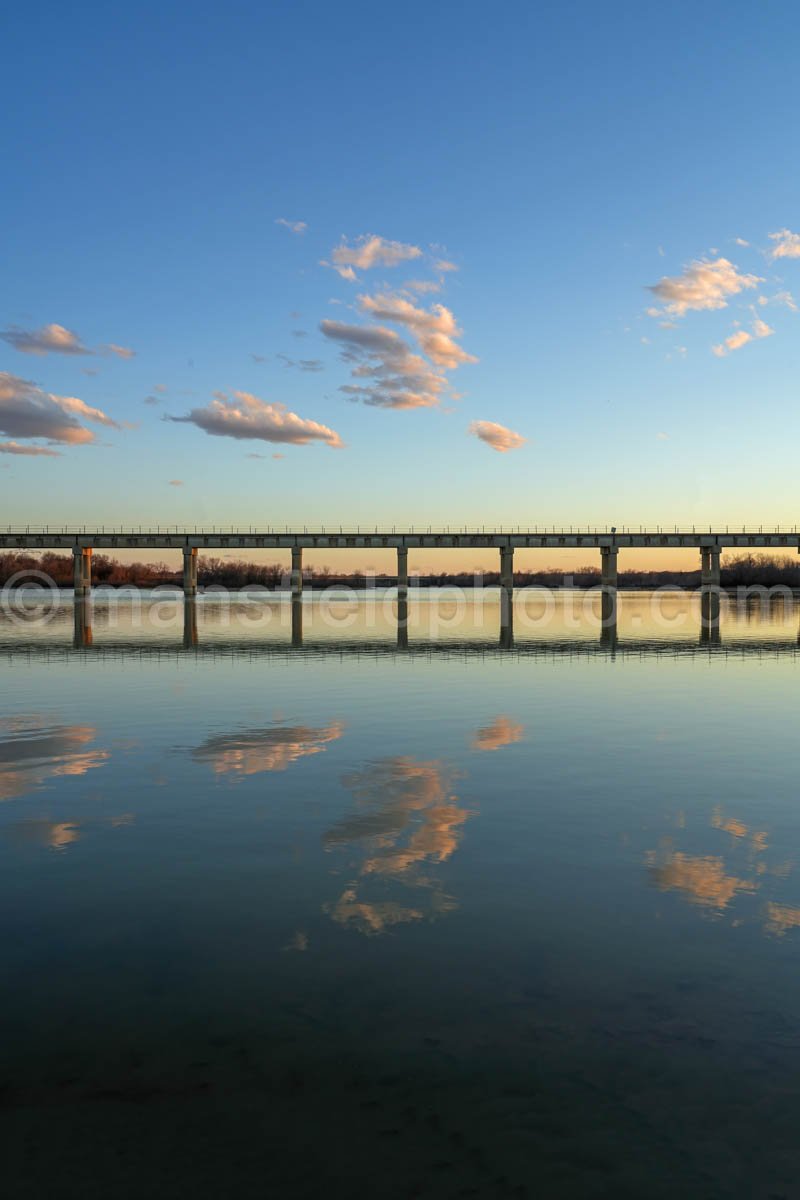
2 551 800 589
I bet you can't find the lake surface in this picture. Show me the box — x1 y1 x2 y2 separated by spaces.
2 591 800 1198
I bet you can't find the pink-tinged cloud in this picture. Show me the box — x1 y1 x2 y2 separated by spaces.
0 323 91 356
469 420 526 452
325 234 422 280
170 391 344 447
320 319 446 409
103 343 136 359
168 479 184 486
647 258 762 317
712 317 774 357
434 259 458 272
0 441 62 457
357 292 477 369
768 229 800 260
0 372 119 446
468 419 526 452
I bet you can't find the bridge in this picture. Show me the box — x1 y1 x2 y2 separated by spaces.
2 527 798 598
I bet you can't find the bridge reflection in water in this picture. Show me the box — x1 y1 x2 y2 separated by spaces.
51 589 800 658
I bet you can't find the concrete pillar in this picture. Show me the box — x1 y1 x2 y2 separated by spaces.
499 545 514 632
291 547 303 598
700 548 711 586
499 602 514 650
73 547 91 596
601 546 618 592
183 597 198 648
709 547 721 589
397 546 408 597
182 547 198 597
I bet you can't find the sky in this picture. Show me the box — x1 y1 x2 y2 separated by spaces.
2 0 800 571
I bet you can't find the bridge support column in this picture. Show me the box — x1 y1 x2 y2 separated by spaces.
601 546 618 593
291 547 303 598
182 547 198 597
500 546 514 646
397 546 408 597
72 547 92 597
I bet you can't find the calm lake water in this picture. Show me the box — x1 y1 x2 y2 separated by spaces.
2 591 800 1198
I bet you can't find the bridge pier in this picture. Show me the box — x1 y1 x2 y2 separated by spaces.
397 546 408 597
700 547 721 590
291 547 303 598
72 547 92 596
182 547 198 597
499 546 514 626
601 546 618 593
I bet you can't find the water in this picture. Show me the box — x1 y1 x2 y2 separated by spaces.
2 592 800 1198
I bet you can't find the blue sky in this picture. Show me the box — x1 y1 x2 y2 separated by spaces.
2 0 800 561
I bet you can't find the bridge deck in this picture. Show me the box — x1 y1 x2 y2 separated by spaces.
1 530 798 551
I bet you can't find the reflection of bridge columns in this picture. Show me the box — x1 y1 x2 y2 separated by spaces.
291 596 303 647
72 547 92 597
183 597 198 648
73 596 92 647
397 546 408 598
397 596 409 650
182 547 198 597
600 589 617 650
291 547 303 599
700 590 721 645
601 546 618 594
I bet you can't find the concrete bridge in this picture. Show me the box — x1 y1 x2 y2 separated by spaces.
2 527 797 599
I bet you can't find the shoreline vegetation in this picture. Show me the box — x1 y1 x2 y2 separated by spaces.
3 551 800 591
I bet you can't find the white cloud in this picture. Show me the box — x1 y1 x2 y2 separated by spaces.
468 420 526 453
657 432 669 440
752 317 774 339
0 372 119 445
768 229 800 260
357 292 477 369
324 234 422 280
320 319 446 409
734 237 750 247
169 391 344 447
648 258 762 317
434 259 458 272
276 218 308 235
0 323 91 356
